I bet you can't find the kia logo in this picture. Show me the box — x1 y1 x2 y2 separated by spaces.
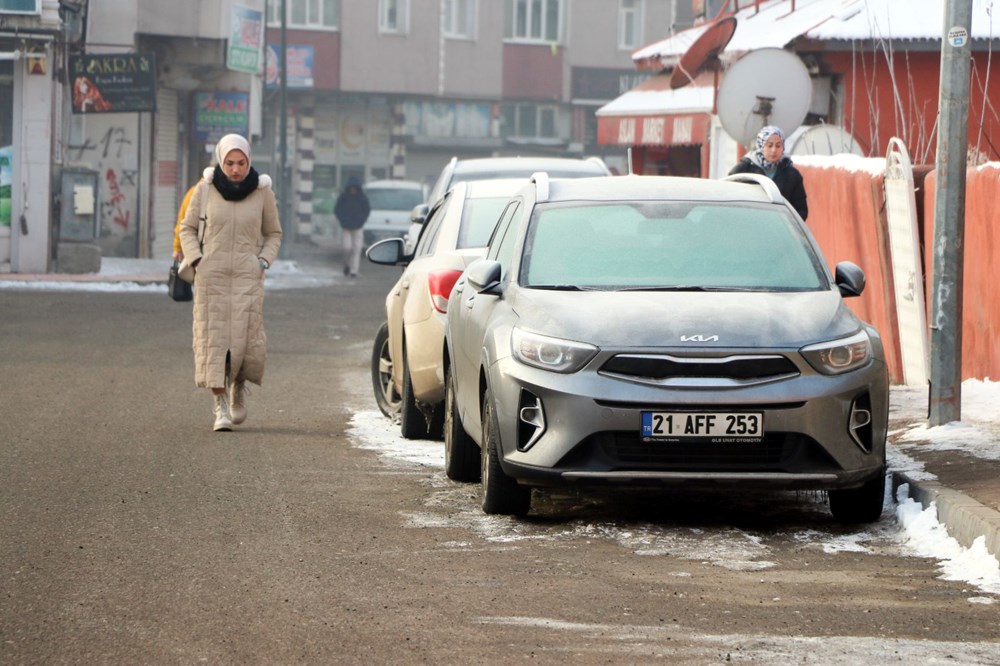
681 334 719 342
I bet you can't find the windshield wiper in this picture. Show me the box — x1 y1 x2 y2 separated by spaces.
529 284 593 291
616 285 765 292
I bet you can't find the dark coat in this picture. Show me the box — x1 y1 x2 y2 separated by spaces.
334 179 371 231
729 157 809 221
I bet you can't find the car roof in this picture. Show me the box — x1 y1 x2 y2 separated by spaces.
364 179 425 190
527 174 786 206
451 156 609 176
461 177 534 197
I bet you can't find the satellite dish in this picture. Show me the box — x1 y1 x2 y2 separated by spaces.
786 124 865 157
670 17 737 90
716 48 812 147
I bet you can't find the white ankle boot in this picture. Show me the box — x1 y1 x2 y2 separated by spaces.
230 380 247 425
213 393 233 431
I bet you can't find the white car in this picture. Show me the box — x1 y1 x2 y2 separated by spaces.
363 179 428 246
404 156 612 254
366 178 528 439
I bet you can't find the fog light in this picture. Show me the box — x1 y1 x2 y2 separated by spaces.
517 391 545 451
848 395 873 452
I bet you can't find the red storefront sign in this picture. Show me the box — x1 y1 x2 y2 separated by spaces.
597 113 710 147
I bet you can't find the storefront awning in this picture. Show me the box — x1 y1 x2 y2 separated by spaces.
596 73 713 147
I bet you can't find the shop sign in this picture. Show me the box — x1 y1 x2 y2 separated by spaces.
193 91 250 143
69 53 157 114
228 5 264 74
265 44 314 88
597 114 707 147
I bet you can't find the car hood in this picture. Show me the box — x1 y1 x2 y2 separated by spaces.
510 288 862 349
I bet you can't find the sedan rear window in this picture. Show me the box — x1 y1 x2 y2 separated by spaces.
522 202 827 291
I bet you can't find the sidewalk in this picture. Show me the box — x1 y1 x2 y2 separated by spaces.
2 258 998 563
888 385 1000 562
0 243 345 290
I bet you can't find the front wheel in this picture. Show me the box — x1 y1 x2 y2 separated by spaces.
371 322 401 418
481 387 531 516
829 470 886 524
444 364 479 482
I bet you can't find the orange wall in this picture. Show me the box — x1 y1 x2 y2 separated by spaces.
797 161 1000 383
797 163 902 382
923 166 1000 380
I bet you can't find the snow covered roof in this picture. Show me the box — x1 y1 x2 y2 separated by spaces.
595 75 714 117
634 0 1000 68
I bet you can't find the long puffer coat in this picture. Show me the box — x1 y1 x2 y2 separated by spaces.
178 168 282 389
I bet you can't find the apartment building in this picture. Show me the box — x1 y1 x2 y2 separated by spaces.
3 0 688 267
254 0 682 243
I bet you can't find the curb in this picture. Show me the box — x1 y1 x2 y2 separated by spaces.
892 471 1000 560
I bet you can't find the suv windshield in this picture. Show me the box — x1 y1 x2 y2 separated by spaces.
522 202 827 291
367 188 424 211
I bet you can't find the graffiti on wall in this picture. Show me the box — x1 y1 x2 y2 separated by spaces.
103 167 136 230
66 117 139 256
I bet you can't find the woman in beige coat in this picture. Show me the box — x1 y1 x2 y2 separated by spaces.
178 134 282 431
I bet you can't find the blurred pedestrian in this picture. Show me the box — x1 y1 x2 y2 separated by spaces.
729 125 808 221
334 176 370 278
172 182 200 263
172 158 216 263
178 134 283 431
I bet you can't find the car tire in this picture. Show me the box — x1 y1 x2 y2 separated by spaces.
444 364 479 482
828 469 886 523
480 387 531 516
371 322 401 418
400 351 430 440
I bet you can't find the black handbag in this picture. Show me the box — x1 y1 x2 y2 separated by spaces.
168 260 193 302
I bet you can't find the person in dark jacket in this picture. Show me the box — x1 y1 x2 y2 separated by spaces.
334 176 370 278
729 125 808 221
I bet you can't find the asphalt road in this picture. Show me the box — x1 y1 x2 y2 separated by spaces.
1 250 998 665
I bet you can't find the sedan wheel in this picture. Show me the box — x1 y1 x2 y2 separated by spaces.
480 387 531 516
371 322 401 418
444 364 480 482
400 352 431 440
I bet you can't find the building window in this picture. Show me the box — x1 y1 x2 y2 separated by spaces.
503 104 560 139
268 0 339 29
505 0 563 43
444 0 477 38
619 0 643 50
379 0 410 34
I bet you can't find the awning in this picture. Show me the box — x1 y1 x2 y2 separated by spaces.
595 73 713 147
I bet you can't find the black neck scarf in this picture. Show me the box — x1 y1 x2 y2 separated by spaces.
212 165 260 201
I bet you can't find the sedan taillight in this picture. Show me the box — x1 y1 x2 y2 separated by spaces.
428 269 464 313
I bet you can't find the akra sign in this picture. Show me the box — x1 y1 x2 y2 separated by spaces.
69 54 157 114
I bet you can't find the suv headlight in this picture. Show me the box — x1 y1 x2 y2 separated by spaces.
800 331 872 375
511 328 598 373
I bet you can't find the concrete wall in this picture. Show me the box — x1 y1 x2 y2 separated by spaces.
11 42 56 273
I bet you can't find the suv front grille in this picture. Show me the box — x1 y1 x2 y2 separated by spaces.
600 353 799 382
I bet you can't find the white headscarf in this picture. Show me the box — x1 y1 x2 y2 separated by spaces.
215 133 251 167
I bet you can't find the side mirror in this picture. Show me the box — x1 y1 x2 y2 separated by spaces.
465 259 503 295
834 261 866 297
366 237 406 265
410 203 430 225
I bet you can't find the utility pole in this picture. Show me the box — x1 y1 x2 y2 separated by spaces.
928 0 973 426
278 0 290 257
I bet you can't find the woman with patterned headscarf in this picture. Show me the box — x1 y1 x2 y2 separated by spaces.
178 134 283 431
729 125 808 221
